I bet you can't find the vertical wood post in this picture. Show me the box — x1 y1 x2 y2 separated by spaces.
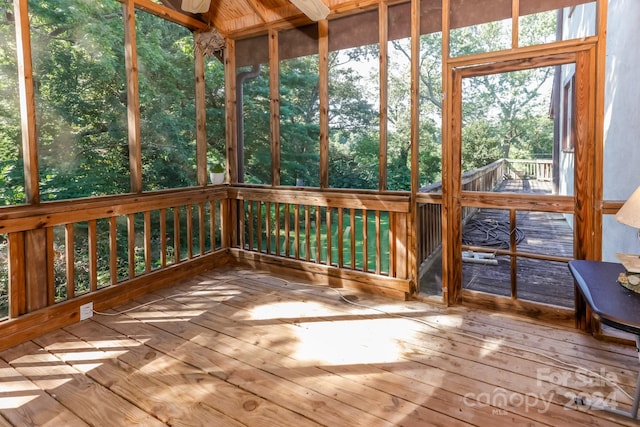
269 29 281 186
379 3 389 191
195 35 208 186
123 0 142 193
318 19 329 189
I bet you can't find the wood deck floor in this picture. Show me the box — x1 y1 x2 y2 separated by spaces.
0 268 638 426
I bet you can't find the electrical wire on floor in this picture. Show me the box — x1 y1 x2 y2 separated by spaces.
90 272 634 402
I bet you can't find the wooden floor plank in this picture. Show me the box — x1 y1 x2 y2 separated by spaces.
183 272 637 426
60 321 315 427
157 301 544 426
130 276 630 426
91 306 400 427
33 327 242 427
0 357 88 427
128 296 483 427
0 340 164 427
0 268 637 426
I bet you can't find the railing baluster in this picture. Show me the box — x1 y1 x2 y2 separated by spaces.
239 200 246 250
337 207 344 268
388 212 396 277
265 201 271 254
248 200 254 251
209 201 216 251
284 203 290 257
199 202 206 256
275 202 281 257
304 205 311 261
315 206 321 264
375 210 381 275
65 223 75 299
144 211 152 273
257 201 263 253
362 209 368 272
88 220 98 292
350 208 356 269
326 207 332 266
8 232 25 317
173 208 181 263
294 204 300 259
186 204 193 259
160 209 167 267
127 214 136 278
109 217 117 285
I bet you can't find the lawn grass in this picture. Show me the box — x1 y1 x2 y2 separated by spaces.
252 205 390 273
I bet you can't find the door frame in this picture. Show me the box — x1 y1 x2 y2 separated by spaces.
441 46 598 318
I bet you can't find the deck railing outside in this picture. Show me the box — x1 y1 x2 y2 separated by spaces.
417 158 553 266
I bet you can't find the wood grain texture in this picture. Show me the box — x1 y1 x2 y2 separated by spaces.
0 267 634 426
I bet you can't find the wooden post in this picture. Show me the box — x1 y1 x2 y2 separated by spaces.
13 0 39 204
26 229 49 311
195 35 208 186
269 29 281 186
379 3 389 191
123 0 142 193
319 19 329 189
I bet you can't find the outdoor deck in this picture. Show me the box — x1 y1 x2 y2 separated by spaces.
463 179 575 307
421 178 576 308
0 267 637 426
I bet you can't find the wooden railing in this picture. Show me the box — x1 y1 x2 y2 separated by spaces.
0 158 552 347
417 158 554 266
505 158 553 181
0 185 414 349
0 187 228 324
230 187 412 296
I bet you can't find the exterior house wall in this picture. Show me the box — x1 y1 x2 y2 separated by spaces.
561 1 640 260
601 0 640 260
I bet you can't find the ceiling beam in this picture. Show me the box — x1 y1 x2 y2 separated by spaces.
245 0 270 23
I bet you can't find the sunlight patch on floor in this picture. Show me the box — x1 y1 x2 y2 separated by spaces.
291 318 420 365
249 300 337 320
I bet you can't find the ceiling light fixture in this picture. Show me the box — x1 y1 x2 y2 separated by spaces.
290 0 330 21
181 0 211 14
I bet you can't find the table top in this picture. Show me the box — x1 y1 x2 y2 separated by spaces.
569 260 640 335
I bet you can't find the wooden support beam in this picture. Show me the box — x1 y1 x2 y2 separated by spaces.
225 38 238 184
408 0 420 295
195 37 208 186
13 0 39 204
378 3 388 191
318 19 329 189
269 29 281 186
123 0 143 193
127 0 210 31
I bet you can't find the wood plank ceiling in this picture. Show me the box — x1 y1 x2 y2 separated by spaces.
158 0 593 39
160 0 350 37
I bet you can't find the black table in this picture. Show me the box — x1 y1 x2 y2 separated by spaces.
569 260 640 419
